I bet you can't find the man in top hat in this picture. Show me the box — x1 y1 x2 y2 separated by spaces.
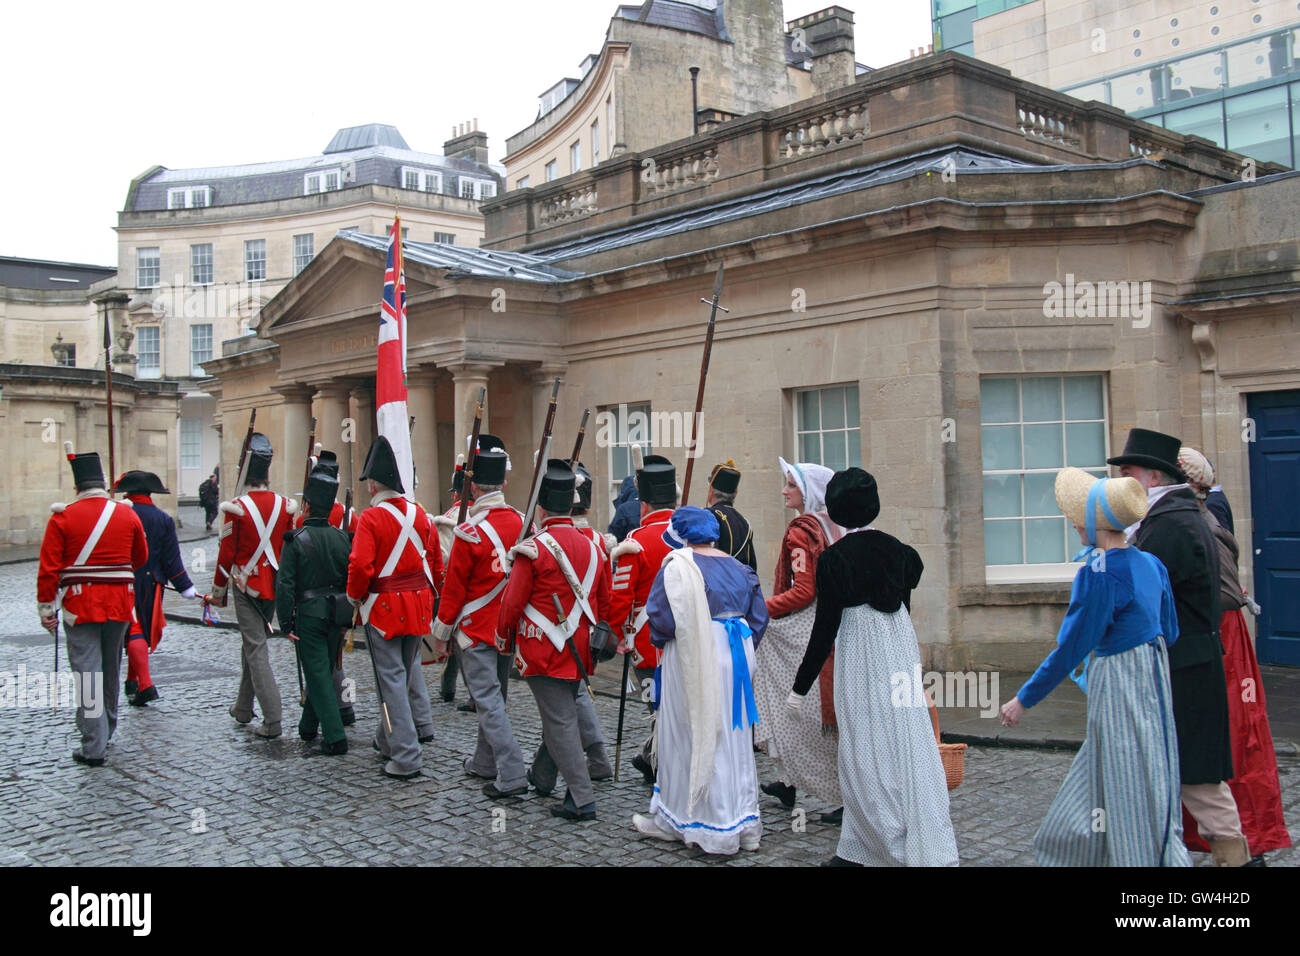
608 453 678 785
346 435 442 779
1109 427 1247 866
112 470 198 707
499 459 614 820
706 459 756 571
431 433 530 798
431 453 472 707
208 433 297 738
277 452 353 756
37 445 148 766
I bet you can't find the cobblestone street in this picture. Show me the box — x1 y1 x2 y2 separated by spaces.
2 545 1296 867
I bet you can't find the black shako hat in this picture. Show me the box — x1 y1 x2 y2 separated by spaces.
708 459 741 495
112 470 170 495
67 448 105 490
826 467 881 529
305 455 340 514
569 460 593 512
1106 427 1187 483
360 435 403 493
471 433 509 487
538 459 576 514
244 433 274 485
637 454 676 506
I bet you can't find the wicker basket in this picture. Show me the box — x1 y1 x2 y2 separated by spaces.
927 693 967 791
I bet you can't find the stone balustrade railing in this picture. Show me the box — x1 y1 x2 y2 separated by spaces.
644 147 720 195
536 183 598 226
778 101 869 160
1017 98 1081 149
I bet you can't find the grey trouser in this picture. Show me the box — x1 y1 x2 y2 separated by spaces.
64 621 127 760
529 678 610 804
369 627 429 774
233 590 282 725
439 643 471 701
461 642 526 789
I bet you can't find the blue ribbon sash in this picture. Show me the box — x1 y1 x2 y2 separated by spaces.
715 616 758 730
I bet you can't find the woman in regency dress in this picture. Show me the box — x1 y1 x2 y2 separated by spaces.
1176 447 1290 865
1000 467 1191 867
752 458 844 818
631 507 769 856
790 468 958 867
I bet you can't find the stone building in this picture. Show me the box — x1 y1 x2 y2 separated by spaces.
115 123 503 495
205 52 1300 669
503 1 864 189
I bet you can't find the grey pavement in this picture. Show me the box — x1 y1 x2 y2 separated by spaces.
0 501 210 566
1 541 1296 866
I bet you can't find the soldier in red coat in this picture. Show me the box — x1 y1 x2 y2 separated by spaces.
207 433 297 739
569 460 618 559
608 454 678 785
430 454 472 706
430 434 529 798
346 436 442 779
37 447 148 766
499 460 614 820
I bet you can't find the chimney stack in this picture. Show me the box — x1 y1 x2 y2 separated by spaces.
787 6 857 95
444 120 490 165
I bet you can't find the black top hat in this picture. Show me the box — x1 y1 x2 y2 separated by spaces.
538 459 576 514
826 467 880 529
68 451 105 490
570 459 593 512
472 433 509 487
637 454 677 506
360 435 403 493
112 470 170 495
245 432 273 485
1106 428 1187 483
314 450 340 480
708 459 741 496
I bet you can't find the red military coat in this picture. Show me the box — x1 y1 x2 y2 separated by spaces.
212 490 297 603
37 490 148 626
346 491 441 641
433 492 524 649
293 501 357 534
498 517 612 680
608 507 674 668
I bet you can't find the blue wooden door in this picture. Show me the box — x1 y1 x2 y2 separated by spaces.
1247 390 1300 666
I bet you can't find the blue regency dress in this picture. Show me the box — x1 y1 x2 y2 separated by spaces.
1018 547 1192 867
644 552 769 855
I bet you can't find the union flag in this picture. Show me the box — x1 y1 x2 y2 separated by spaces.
376 216 415 499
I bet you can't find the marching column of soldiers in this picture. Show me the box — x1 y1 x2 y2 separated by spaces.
35 414 762 820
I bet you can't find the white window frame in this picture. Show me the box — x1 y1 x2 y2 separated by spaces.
516 175 531 190
292 233 314 275
136 248 160 289
591 118 600 164
607 95 614 151
602 401 653 524
793 384 862 472
190 243 213 286
400 166 442 193
570 140 582 173
136 326 161 378
179 417 202 470
980 374 1111 584
545 160 558 182
167 186 212 208
244 239 266 281
433 232 456 245
189 323 212 376
303 169 342 195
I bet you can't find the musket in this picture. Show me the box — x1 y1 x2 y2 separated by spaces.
614 651 632 782
680 262 728 506
53 619 59 716
356 606 392 736
456 387 487 526
301 421 318 498
233 408 258 495
343 487 354 534
516 378 561 546
569 408 591 465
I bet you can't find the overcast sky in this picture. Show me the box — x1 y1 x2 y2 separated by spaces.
0 0 933 267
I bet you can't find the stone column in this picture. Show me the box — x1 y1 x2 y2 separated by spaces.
406 368 440 507
312 383 353 466
446 363 494 465
530 363 568 446
349 383 374 502
272 385 315 496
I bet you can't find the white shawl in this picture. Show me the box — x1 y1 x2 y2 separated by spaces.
659 548 722 813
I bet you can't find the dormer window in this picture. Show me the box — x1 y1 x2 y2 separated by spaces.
459 178 496 201
167 186 212 209
304 169 342 195
400 167 442 193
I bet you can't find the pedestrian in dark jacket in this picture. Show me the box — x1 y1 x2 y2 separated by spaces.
608 474 640 543
1109 428 1248 867
198 468 219 532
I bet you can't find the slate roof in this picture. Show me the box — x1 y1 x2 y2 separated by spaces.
616 1 727 40
0 256 116 291
324 124 410 154
338 230 582 283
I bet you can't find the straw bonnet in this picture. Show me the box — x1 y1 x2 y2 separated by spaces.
1054 467 1148 535
1176 446 1214 498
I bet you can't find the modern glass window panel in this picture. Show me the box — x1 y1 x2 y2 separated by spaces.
1063 375 1103 420
1226 86 1291 165
980 378 1019 423
1226 37 1273 89
1026 518 1067 564
1021 376 1062 422
1168 49 1226 97
1163 100 1226 146
1023 423 1064 469
981 425 1022 471
983 475 1021 519
1065 421 1106 467
1023 472 1058 517
822 431 847 471
984 520 1023 565
822 387 845 429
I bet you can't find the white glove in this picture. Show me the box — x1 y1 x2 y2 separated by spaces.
181 586 198 600
786 691 804 718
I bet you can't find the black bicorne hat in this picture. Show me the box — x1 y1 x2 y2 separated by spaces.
1106 427 1187 483
570 460 593 512
67 450 105 490
826 467 880 529
637 454 676 506
708 459 741 495
359 435 403 493
245 432 273 485
112 470 170 495
472 433 509 487
538 459 576 514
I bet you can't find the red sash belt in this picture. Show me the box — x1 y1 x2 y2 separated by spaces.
369 570 432 594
